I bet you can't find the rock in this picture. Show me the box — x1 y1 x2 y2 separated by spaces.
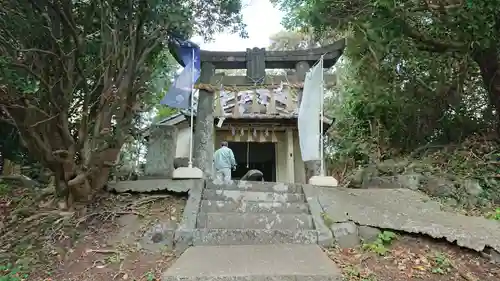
174 157 189 169
420 176 455 197
405 161 430 174
330 222 360 248
446 198 459 206
397 173 423 191
482 247 500 264
376 159 408 175
462 179 483 196
358 225 381 243
348 166 380 188
463 196 480 208
241 169 264 181
141 220 178 252
441 198 459 212
361 176 401 189
117 214 140 226
349 167 365 187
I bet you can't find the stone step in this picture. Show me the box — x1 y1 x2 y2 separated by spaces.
196 212 314 230
202 189 306 203
162 244 342 281
192 228 318 245
206 180 303 193
200 200 310 214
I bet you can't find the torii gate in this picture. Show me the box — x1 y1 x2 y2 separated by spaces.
191 39 346 179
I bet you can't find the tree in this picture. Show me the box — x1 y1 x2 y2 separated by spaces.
268 29 340 51
274 0 500 135
269 30 317 50
0 0 246 207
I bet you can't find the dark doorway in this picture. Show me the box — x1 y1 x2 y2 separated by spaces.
227 142 276 181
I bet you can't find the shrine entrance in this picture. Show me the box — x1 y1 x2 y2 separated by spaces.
228 142 276 181
184 39 346 182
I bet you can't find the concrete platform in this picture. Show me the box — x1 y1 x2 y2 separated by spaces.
162 244 342 281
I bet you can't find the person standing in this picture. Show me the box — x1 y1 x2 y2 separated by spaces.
213 141 236 183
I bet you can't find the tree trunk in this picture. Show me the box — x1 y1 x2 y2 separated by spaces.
51 146 120 209
473 47 500 133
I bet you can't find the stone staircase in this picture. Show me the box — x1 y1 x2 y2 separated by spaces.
192 180 320 245
162 181 342 281
163 180 342 281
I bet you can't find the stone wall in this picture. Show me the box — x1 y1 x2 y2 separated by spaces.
144 125 177 178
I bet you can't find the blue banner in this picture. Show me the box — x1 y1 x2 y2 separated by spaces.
160 38 201 109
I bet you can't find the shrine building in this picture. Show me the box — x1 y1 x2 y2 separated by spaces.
157 41 345 183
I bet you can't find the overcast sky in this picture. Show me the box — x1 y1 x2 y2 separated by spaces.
191 0 284 51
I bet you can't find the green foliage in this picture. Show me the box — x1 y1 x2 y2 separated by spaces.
362 231 397 256
486 208 500 220
320 212 334 228
143 49 180 121
0 182 9 196
431 252 452 275
146 271 155 281
275 1 500 196
0 264 28 281
343 265 378 281
0 0 247 194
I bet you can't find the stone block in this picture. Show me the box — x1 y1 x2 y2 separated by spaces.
357 225 381 243
141 221 178 252
331 222 361 248
192 229 318 245
196 212 314 230
172 166 203 179
145 125 177 178
309 176 338 187
174 179 204 249
305 160 321 183
482 247 500 264
205 180 302 193
199 200 309 214
202 189 305 203
174 157 189 168
302 184 335 247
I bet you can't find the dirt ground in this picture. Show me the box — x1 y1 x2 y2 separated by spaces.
0 184 186 281
328 235 500 281
1 184 499 281
45 195 186 281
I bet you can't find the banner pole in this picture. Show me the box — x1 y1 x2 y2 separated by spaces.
319 56 324 176
188 48 195 168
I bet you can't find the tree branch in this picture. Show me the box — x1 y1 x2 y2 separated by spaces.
398 18 465 53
